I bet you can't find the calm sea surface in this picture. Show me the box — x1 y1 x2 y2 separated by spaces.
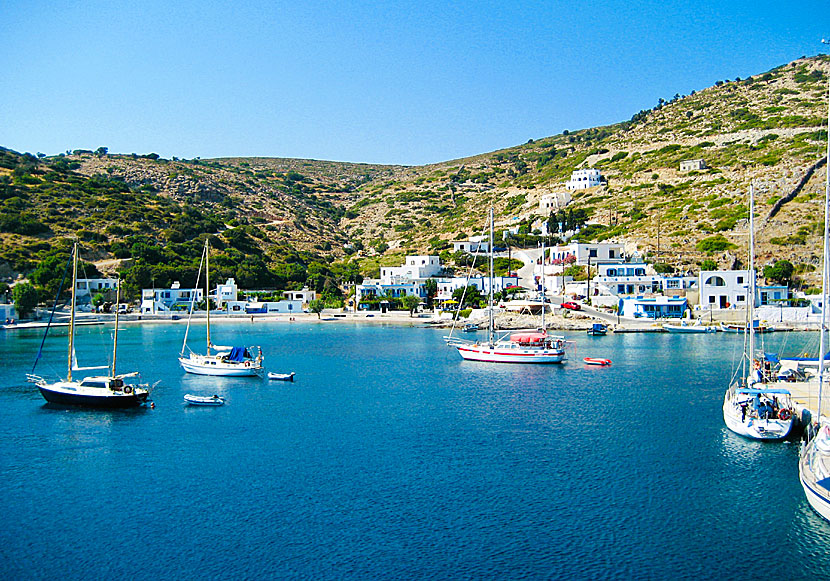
1 321 830 580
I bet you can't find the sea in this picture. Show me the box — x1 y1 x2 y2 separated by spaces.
1 320 830 580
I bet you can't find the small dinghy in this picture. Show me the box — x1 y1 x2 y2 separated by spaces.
268 372 295 382
583 357 612 366
184 394 225 406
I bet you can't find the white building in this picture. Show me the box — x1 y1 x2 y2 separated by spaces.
284 288 316 304
565 168 602 191
548 242 625 266
699 270 752 309
225 300 303 314
680 159 707 172
215 278 238 306
539 191 571 212
452 238 490 254
434 275 520 304
1 303 16 322
141 281 203 313
380 255 442 285
76 277 118 298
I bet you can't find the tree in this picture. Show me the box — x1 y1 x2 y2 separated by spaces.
699 259 718 272
92 293 106 309
423 278 438 310
308 299 325 319
452 285 484 308
12 282 38 318
401 294 421 316
763 260 794 285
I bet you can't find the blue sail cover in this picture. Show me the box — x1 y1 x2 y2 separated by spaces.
228 347 249 362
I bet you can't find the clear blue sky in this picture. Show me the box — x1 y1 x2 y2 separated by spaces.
0 1 826 166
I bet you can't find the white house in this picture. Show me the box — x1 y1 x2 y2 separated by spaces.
539 191 571 213
225 300 303 314
284 288 316 304
215 278 238 306
699 270 751 309
380 255 442 284
565 168 602 191
1 303 16 322
549 242 625 266
76 277 118 298
434 275 520 305
680 159 707 172
141 281 203 313
594 262 662 296
618 296 688 319
452 238 491 254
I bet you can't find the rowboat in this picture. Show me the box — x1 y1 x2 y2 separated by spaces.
184 394 225 406
267 372 295 381
584 357 612 366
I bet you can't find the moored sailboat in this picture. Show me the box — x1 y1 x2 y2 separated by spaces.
27 243 150 408
722 183 795 440
798 65 830 522
445 208 566 363
179 239 264 376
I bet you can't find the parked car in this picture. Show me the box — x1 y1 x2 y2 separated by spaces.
561 301 581 311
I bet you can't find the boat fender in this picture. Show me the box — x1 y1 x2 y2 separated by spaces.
753 360 761 370
124 386 133 394
778 409 791 421
245 361 250 367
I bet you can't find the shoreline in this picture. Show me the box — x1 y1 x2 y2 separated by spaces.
1 309 820 333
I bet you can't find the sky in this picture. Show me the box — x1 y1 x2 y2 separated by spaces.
0 1 827 166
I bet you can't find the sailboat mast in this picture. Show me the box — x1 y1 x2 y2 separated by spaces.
488 207 494 347
748 182 756 372
111 276 120 377
206 239 211 352
541 238 546 331
817 68 830 420
67 243 78 382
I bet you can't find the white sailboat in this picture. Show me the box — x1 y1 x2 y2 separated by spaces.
722 183 795 440
798 66 830 522
179 239 264 376
445 208 566 363
27 243 151 408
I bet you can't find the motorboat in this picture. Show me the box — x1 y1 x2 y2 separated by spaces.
28 243 151 408
462 323 479 333
583 357 611 366
719 322 774 333
586 323 608 336
267 372 295 381
184 394 225 406
662 320 717 333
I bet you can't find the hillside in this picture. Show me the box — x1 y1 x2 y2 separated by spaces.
0 54 828 303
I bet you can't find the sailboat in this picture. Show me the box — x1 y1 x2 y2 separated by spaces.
797 68 830 522
445 208 567 363
27 243 150 408
722 183 796 440
179 239 264 376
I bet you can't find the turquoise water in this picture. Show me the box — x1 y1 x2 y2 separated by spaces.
1 321 830 579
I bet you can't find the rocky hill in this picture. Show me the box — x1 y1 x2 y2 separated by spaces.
0 54 827 297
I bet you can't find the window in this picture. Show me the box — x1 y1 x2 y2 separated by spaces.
737 276 744 284
589 249 598 258
609 250 616 259
737 295 746 302
705 276 726 287
708 296 716 303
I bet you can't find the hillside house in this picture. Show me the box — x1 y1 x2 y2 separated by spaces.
565 168 603 191
679 159 707 172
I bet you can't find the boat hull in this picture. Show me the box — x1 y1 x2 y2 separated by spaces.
38 383 148 409
179 356 263 377
800 433 830 522
722 396 795 440
663 324 717 333
184 394 225 406
455 345 565 364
